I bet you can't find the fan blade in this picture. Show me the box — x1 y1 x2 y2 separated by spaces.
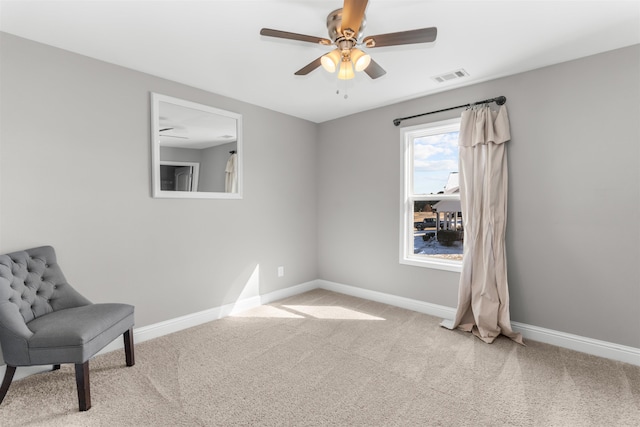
341 0 368 36
160 135 188 139
294 56 323 76
363 27 437 48
260 28 331 45
364 59 386 79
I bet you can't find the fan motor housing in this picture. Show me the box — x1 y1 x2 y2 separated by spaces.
326 8 366 42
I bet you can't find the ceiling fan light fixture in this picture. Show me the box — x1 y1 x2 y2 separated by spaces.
321 49 341 73
350 48 371 72
337 60 355 80
260 4 438 82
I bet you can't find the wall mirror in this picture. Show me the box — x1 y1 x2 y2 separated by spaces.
151 93 243 199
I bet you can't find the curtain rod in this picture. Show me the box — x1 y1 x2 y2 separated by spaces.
392 96 507 126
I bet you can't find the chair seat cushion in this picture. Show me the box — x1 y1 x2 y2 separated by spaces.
25 303 134 365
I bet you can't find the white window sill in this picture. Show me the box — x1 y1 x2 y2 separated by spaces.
400 256 462 273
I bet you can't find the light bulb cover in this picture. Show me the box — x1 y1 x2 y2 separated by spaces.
351 48 371 72
321 49 341 73
337 60 355 80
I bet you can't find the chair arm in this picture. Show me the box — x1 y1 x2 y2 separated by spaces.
0 301 33 365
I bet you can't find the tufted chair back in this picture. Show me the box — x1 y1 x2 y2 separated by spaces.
0 246 91 364
0 246 91 320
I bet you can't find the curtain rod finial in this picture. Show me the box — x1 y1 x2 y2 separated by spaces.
496 96 507 105
393 119 401 126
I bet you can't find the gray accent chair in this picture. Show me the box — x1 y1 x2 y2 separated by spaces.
0 246 134 411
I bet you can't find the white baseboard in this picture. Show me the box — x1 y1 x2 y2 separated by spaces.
3 278 637 383
316 279 457 319
96 280 319 356
511 321 640 366
5 365 55 382
259 280 318 305
316 279 640 366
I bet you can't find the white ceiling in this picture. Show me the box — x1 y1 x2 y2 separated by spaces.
158 96 238 149
1 0 639 123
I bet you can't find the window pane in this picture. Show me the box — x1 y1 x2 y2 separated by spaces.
413 131 459 195
413 200 463 261
401 118 463 270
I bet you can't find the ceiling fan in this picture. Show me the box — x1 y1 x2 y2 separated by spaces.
260 0 437 80
159 127 188 139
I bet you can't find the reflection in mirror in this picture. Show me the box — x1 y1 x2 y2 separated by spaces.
151 93 243 199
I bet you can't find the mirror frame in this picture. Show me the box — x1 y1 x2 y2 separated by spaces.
150 92 243 199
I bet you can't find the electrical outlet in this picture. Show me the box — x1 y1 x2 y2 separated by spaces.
277 266 285 277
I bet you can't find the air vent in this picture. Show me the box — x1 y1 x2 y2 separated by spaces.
431 69 469 83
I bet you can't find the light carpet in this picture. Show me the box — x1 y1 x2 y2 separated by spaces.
1 289 638 426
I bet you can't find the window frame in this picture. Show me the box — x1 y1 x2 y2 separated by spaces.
399 118 463 273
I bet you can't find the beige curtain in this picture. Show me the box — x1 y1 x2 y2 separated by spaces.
441 104 523 345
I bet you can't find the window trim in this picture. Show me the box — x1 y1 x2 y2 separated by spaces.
399 118 463 273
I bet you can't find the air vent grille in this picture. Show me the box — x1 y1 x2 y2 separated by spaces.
432 69 469 83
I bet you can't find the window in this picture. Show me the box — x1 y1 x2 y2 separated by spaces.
400 118 463 272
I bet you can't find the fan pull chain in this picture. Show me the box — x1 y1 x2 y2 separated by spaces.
336 77 351 100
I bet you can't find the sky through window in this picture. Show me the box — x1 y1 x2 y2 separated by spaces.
413 131 459 194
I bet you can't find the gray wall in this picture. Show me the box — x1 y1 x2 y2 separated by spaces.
0 33 318 327
317 45 640 348
160 146 203 163
1 31 638 350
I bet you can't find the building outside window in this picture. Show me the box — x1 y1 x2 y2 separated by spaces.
400 118 463 272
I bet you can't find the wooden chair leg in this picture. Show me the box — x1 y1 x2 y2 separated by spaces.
0 365 16 405
124 328 135 367
75 361 91 411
